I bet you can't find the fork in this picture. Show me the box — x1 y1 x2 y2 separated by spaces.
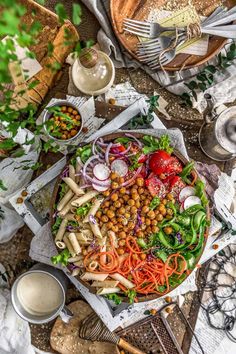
123 18 178 38
147 46 183 70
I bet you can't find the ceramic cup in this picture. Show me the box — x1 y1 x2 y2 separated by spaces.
11 263 73 324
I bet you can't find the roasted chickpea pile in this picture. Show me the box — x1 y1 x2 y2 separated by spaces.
95 172 175 256
47 105 81 140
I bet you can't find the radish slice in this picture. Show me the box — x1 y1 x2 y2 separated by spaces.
111 159 128 177
93 163 110 181
183 196 201 210
92 178 111 192
179 186 196 203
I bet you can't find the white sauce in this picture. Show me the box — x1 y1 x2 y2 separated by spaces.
17 273 63 316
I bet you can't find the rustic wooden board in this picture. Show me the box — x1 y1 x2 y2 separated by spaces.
110 0 234 71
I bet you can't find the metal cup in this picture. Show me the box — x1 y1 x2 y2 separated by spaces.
11 263 73 324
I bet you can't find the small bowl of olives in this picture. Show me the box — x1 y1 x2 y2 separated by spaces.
43 100 83 142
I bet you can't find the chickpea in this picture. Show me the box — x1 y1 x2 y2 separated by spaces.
117 248 125 255
155 209 160 215
107 210 115 219
144 199 150 206
119 177 125 184
166 215 173 220
75 115 80 120
152 226 159 233
114 201 121 208
110 206 116 211
61 134 67 140
120 187 126 194
147 210 156 219
136 230 144 238
142 205 149 213
146 226 152 233
156 214 164 222
128 221 135 229
119 207 126 215
119 198 124 204
140 195 146 201
125 212 131 219
145 218 151 226
111 193 118 202
136 200 141 208
123 195 129 202
159 204 165 212
103 208 109 214
167 193 174 201
61 106 67 112
70 129 78 137
119 239 126 247
132 254 139 260
128 199 135 206
125 205 131 212
138 187 145 194
131 206 137 214
136 177 144 186
119 231 126 239
110 172 118 180
164 226 173 235
140 253 147 260
131 187 137 194
101 215 109 222
111 217 117 225
122 218 128 226
162 199 168 205
166 208 173 216
112 182 119 189
112 225 119 232
141 216 145 223
132 193 139 201
96 210 102 218
103 190 110 197
67 107 73 113
104 201 110 207
160 208 167 216
72 110 78 115
107 221 113 229
141 224 147 231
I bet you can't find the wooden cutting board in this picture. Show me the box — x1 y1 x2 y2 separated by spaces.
110 0 234 71
50 300 119 354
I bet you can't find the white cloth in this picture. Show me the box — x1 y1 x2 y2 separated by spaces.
81 0 236 111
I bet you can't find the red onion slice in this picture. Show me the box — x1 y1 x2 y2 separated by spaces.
125 133 143 148
105 142 113 166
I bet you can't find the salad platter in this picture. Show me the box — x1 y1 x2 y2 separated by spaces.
51 132 210 303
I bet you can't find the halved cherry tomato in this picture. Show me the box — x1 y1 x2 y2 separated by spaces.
139 164 147 178
138 154 148 163
169 176 186 196
149 150 172 175
145 173 167 197
165 157 183 175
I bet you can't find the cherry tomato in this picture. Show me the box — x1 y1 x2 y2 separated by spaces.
169 176 186 196
139 164 147 178
111 144 126 154
145 173 167 197
138 154 148 163
165 157 182 175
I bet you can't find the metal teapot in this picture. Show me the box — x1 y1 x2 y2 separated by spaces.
199 93 236 161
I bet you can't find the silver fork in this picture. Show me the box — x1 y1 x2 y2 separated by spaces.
149 49 177 70
123 18 177 38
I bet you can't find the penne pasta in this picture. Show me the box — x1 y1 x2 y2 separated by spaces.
83 198 104 223
101 224 108 237
57 189 74 211
68 255 83 263
72 268 81 276
63 234 76 257
76 231 93 243
71 190 99 207
110 273 135 289
96 287 120 295
100 237 107 264
81 272 108 282
74 260 84 267
69 164 76 181
108 230 118 248
91 280 119 288
55 218 68 242
88 261 98 271
62 177 85 196
89 218 103 239
68 232 81 255
58 196 77 217
55 241 66 249
62 213 76 221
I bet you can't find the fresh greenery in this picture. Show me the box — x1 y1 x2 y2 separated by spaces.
114 137 131 145
51 249 70 266
76 145 92 163
129 95 159 128
126 289 137 304
181 42 236 106
195 180 208 207
179 161 194 184
105 293 122 305
142 134 173 154
129 154 141 171
59 183 68 200
52 216 62 235
150 196 160 210
76 202 91 217
0 180 7 191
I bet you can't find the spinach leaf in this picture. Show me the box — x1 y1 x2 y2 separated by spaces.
115 137 131 145
106 293 122 305
129 154 141 171
150 196 160 210
137 238 148 249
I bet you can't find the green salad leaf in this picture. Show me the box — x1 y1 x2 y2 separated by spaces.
195 180 208 207
51 249 70 266
129 154 141 171
179 161 194 184
106 293 122 305
59 183 68 199
115 137 131 145
76 203 91 217
126 289 137 304
150 196 160 210
76 145 92 163
142 135 173 155
52 217 62 235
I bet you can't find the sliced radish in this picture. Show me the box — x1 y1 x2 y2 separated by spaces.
179 186 196 203
183 196 201 210
111 159 128 177
92 177 111 192
93 163 110 181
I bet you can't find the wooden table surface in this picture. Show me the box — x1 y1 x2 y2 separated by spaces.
0 0 235 353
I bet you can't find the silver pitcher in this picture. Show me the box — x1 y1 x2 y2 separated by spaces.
199 93 236 161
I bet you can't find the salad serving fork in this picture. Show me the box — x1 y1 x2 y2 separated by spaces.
123 18 177 38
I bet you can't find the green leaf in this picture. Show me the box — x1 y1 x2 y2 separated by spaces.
198 82 207 92
76 145 92 163
106 293 122 305
126 289 137 304
85 39 95 48
47 42 54 57
0 180 7 191
28 80 39 90
204 65 217 74
142 134 173 155
51 249 70 266
150 196 160 210
55 3 68 24
185 81 198 90
72 4 82 25
76 203 91 217
0 138 17 150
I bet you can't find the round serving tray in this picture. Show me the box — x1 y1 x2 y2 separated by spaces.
50 132 210 302
110 0 234 71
